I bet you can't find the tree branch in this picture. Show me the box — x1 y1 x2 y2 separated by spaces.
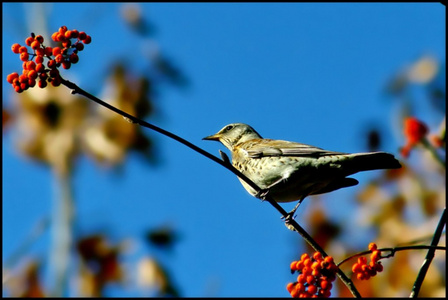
60 77 361 297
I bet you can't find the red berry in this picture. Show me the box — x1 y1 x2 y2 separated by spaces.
47 59 57 68
38 80 47 89
75 42 84 51
12 43 21 53
7 73 19 84
52 47 62 56
79 31 87 40
31 40 40 50
62 61 71 69
55 54 63 64
286 282 295 293
14 85 23 93
83 35 92 44
35 35 44 43
368 243 377 251
307 284 317 295
51 32 59 42
59 26 68 34
35 63 45 73
35 48 44 57
28 78 36 87
25 37 34 46
20 52 29 62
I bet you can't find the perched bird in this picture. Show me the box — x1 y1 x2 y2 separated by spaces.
203 123 401 218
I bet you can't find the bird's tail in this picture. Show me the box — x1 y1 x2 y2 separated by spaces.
347 152 401 173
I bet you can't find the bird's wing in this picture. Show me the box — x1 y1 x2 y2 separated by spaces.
244 139 347 158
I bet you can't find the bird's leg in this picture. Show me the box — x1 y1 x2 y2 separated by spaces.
254 177 286 201
282 197 306 223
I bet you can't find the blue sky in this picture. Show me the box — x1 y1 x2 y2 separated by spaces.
2 3 445 297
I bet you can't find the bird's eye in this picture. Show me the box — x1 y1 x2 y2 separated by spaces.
225 125 233 131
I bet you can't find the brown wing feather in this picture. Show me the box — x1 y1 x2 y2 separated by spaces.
245 139 347 158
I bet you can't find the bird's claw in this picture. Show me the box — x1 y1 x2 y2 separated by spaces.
255 188 270 201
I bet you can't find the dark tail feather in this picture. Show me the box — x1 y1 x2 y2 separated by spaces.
349 152 401 173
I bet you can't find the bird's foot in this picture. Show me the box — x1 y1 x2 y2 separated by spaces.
255 188 270 201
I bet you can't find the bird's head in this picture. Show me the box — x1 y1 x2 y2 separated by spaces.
203 123 262 150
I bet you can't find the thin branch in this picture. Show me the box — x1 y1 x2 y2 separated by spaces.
337 245 447 267
59 77 361 297
410 208 446 298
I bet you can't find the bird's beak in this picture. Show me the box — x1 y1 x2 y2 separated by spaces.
202 133 221 141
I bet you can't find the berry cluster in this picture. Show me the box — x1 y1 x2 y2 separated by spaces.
7 26 91 93
287 252 337 298
351 243 383 280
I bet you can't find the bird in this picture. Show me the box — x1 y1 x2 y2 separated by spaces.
203 123 401 219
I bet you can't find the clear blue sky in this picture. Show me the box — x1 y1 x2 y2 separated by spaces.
2 3 445 297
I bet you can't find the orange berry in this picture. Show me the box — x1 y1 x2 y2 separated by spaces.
323 256 334 265
28 78 36 87
300 253 310 261
19 46 28 53
313 252 323 261
304 258 312 267
306 275 315 285
44 47 52 57
62 61 71 69
47 59 56 68
55 54 63 64
368 243 377 251
35 35 44 43
83 35 92 44
64 30 72 39
351 262 361 273
59 25 68 34
35 55 44 64
307 284 317 295
62 40 71 48
20 82 28 90
14 85 23 93
25 61 36 70
286 282 295 293
51 32 59 42
320 280 332 290
356 273 365 280
290 261 298 271
311 269 321 277
297 274 306 284
38 79 47 89
25 37 34 46
357 257 367 265
35 63 45 73
52 47 62 56
31 40 40 50
35 48 44 57
295 260 304 271
301 267 311 276
12 43 21 53
7 73 19 84
370 250 381 263
28 70 38 80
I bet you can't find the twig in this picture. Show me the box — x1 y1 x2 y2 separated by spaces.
337 245 446 267
59 77 361 297
410 208 446 298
